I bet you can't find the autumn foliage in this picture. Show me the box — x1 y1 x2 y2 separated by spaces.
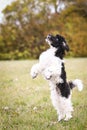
0 0 87 60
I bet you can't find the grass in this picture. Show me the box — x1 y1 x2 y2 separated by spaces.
0 58 87 130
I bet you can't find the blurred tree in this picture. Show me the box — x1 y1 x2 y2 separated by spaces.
0 0 87 60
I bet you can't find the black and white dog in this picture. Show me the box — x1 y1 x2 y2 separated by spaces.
31 34 83 121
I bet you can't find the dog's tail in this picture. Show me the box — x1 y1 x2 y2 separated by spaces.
69 79 83 91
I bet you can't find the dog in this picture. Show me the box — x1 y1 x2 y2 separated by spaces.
30 34 83 121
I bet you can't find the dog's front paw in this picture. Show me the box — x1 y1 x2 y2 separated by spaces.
44 68 52 80
45 74 52 80
31 70 37 79
30 64 39 79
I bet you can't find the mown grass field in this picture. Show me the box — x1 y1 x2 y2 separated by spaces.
0 58 87 130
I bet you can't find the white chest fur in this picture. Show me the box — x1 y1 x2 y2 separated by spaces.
39 48 63 73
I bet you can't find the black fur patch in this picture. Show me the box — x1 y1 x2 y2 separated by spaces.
55 48 65 59
52 34 69 59
56 63 70 98
56 82 70 98
68 81 75 89
60 63 66 83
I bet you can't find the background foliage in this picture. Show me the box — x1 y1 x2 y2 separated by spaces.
0 0 87 60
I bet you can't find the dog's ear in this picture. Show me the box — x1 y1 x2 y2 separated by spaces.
56 34 69 51
63 41 69 52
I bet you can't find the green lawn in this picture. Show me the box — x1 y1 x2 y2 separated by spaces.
0 58 87 130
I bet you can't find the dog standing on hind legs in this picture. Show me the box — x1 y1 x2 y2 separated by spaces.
30 34 83 121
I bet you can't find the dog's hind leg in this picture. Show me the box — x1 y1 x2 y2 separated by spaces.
57 110 65 122
64 112 72 121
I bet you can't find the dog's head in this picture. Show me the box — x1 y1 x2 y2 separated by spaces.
45 34 69 58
